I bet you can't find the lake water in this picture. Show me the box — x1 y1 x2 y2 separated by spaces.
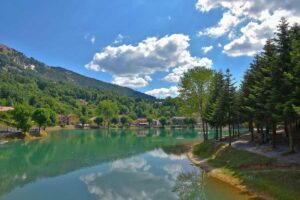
0 129 254 200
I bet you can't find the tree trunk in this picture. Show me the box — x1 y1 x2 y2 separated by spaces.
215 126 219 140
257 124 260 142
261 125 264 144
272 123 276 149
250 121 254 142
288 121 295 153
237 123 240 138
266 124 270 143
202 119 206 141
284 121 289 139
232 123 235 138
228 124 232 146
205 122 208 140
220 126 223 141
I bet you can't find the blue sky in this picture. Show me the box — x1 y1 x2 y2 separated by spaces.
1 0 299 98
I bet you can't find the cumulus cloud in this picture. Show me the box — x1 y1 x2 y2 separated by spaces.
163 57 212 82
197 11 243 38
195 0 300 56
145 86 179 99
112 76 149 88
86 34 212 88
201 45 213 54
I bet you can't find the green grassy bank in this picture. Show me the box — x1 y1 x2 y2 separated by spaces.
193 141 300 200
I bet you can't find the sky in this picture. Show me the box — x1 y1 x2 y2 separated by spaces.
1 0 300 98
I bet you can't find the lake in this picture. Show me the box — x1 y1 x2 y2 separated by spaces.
0 129 254 200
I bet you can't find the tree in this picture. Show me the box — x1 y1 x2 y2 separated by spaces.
12 105 33 133
159 117 167 128
147 117 153 127
94 116 104 128
223 69 236 146
79 116 88 128
97 100 119 128
179 67 214 140
188 117 197 128
205 71 225 140
111 116 119 125
120 116 129 127
48 110 57 126
32 108 51 133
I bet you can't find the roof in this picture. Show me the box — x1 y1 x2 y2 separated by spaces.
0 106 14 112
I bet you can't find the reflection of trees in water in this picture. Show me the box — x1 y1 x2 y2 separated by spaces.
173 171 207 200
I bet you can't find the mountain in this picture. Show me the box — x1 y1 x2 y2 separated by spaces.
0 44 154 100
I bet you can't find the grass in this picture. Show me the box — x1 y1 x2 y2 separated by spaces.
193 140 223 158
193 141 300 200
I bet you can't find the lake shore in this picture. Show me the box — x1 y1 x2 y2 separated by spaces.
187 139 300 200
186 144 274 200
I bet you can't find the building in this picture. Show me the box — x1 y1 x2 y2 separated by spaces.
133 118 149 127
171 117 186 126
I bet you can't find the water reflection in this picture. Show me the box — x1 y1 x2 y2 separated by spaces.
0 129 254 200
173 172 206 200
0 129 199 198
77 148 196 200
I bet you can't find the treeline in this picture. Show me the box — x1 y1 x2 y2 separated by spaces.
0 60 182 132
179 18 300 152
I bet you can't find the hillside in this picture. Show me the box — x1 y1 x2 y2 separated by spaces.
0 44 154 100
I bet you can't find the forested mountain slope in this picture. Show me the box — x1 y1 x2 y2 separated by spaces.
0 44 154 100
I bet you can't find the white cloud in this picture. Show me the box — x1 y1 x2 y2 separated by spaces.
86 34 211 88
163 57 212 82
195 0 300 57
217 43 222 48
113 34 125 45
84 33 96 44
197 11 243 38
112 75 150 88
90 36 96 44
145 86 179 99
201 45 213 54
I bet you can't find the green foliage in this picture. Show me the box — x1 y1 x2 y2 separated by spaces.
179 67 214 116
79 116 88 127
111 116 119 125
94 116 104 127
12 105 33 133
120 116 129 126
147 117 153 125
97 100 119 125
0 44 182 127
159 117 167 128
32 108 51 131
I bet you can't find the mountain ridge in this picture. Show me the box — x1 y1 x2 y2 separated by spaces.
0 44 155 100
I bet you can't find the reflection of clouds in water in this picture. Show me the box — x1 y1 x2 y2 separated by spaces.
79 152 192 200
163 164 183 180
148 148 186 160
111 157 151 172
80 172 102 183
80 170 177 200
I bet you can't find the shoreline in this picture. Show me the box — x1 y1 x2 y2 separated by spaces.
186 144 274 200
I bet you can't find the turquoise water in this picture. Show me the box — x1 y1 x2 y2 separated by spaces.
0 129 253 200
